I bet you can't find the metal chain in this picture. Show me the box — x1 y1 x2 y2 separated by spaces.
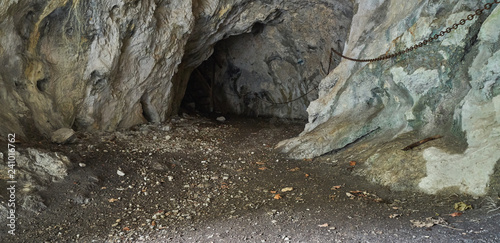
332 1 500 62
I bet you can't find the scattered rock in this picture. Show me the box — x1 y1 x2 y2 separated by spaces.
51 128 76 144
216 116 226 122
117 170 125 177
16 148 71 183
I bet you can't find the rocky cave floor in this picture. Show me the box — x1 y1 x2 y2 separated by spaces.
2 115 500 242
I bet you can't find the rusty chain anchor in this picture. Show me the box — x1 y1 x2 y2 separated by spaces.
332 0 500 62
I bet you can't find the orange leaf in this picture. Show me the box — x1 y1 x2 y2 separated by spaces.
449 212 462 217
151 221 156 226
274 194 282 199
256 161 266 165
331 185 342 190
349 161 357 166
108 198 119 203
270 190 277 194
258 167 268 171
123 227 130 231
288 167 300 172
305 174 310 178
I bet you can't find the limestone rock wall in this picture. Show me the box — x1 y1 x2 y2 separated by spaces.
0 0 352 137
277 0 500 196
1 0 195 138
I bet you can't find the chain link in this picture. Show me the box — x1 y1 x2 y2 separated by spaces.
332 1 499 62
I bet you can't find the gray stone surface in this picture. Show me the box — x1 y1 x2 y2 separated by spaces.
277 0 500 196
50 128 76 144
15 148 72 183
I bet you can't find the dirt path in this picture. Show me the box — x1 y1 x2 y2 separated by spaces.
3 115 500 242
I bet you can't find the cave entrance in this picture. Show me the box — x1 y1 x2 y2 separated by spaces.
181 2 349 120
181 32 327 120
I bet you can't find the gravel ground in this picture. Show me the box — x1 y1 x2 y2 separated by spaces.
2 115 500 242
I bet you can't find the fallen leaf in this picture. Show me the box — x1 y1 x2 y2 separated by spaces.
305 173 310 178
318 223 329 228
274 194 282 200
258 167 268 171
256 161 266 165
349 161 357 166
331 185 342 190
108 198 119 203
329 195 336 200
288 167 300 172
304 158 313 162
454 202 472 211
389 214 401 218
151 221 156 226
123 226 130 231
270 190 277 194
281 187 294 192
410 217 447 228
449 212 463 217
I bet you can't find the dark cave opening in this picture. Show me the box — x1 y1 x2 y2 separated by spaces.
180 33 326 120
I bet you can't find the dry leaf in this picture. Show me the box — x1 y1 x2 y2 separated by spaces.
256 161 266 165
151 221 156 226
258 167 268 171
449 212 462 217
410 217 447 228
329 195 336 200
108 198 119 203
123 226 130 231
220 182 229 189
349 161 357 166
389 214 401 218
454 202 472 211
318 223 329 228
331 185 342 190
270 190 277 194
288 167 300 172
274 194 282 200
281 187 294 192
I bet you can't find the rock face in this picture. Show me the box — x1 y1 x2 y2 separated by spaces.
0 0 352 138
277 0 500 196
0 148 71 215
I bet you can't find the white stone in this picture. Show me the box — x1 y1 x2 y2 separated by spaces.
117 170 125 177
